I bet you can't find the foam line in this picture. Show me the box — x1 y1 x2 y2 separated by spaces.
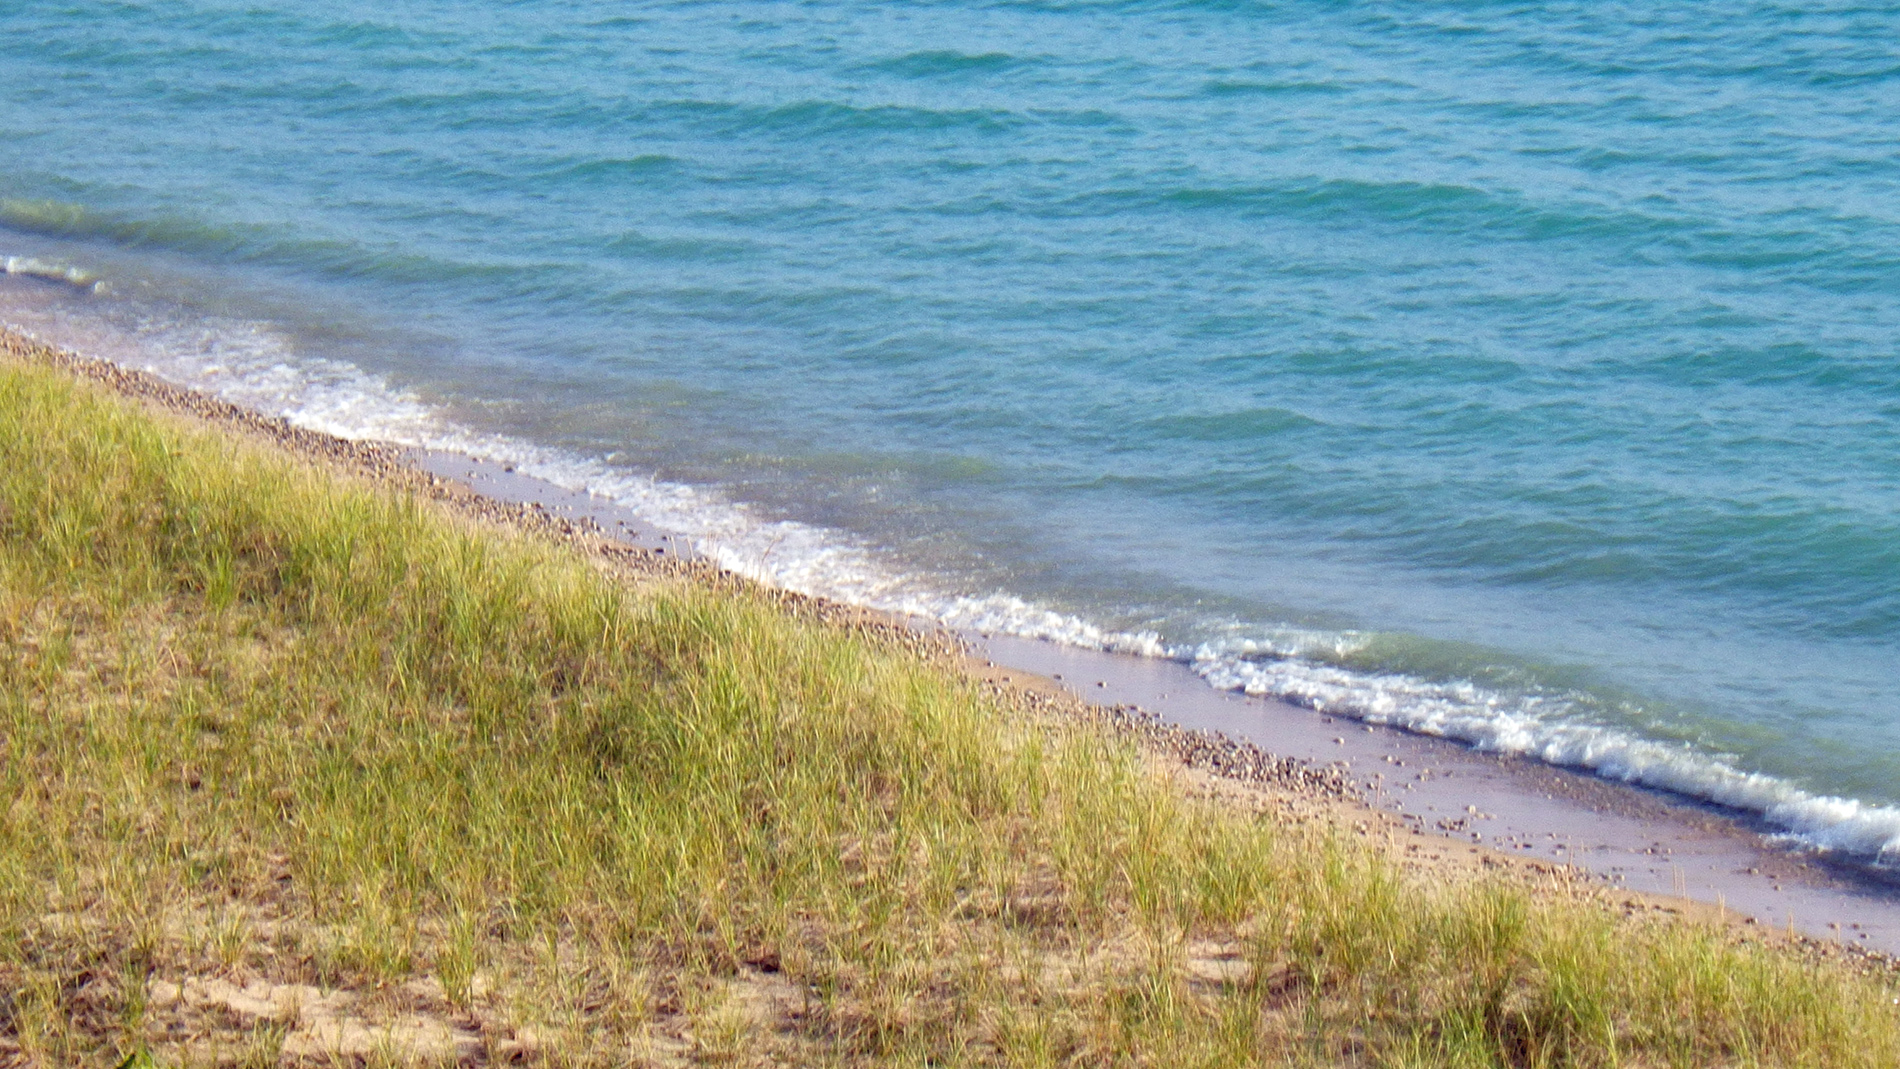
3 255 105 292
1193 648 1900 866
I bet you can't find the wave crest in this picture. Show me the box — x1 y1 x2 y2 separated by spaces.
1193 646 1900 865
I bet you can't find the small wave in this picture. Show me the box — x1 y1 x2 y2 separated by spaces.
601 230 756 262
25 306 1896 872
861 50 1033 79
1058 179 1689 247
537 154 683 183
1194 646 1900 867
1139 406 1324 442
0 199 557 289
2 198 264 255
653 98 1022 137
2 254 105 293
1201 78 1348 97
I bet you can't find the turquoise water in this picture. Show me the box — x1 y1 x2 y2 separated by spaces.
3 1 1898 860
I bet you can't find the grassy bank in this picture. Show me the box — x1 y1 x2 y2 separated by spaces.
1 351 1897 1068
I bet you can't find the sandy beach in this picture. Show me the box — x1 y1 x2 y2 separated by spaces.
8 324 1898 970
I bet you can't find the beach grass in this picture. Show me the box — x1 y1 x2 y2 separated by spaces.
2 352 1897 1067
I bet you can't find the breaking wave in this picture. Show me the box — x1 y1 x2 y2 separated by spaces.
1192 645 1900 866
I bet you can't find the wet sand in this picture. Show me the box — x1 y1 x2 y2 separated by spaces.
7 321 1900 966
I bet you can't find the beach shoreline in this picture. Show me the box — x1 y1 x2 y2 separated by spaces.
8 324 1899 967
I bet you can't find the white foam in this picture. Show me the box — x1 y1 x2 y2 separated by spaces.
1193 646 1900 865
3 255 106 293
6 295 1897 869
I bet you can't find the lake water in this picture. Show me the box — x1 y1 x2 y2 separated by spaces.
3 0 1897 864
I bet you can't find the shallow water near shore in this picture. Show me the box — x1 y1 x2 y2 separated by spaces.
3 2 1899 866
